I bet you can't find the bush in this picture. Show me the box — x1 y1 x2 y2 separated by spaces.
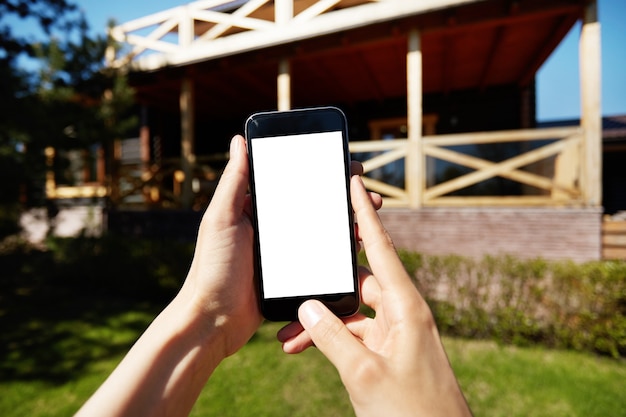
43 234 194 302
1 233 195 303
4 234 624 358
396 252 626 358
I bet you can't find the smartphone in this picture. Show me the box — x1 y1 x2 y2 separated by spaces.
245 107 360 322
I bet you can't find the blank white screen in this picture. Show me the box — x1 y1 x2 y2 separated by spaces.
251 131 355 299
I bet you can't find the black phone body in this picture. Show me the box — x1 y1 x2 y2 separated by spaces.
245 107 360 322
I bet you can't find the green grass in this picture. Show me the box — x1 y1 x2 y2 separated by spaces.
445 338 626 417
2 315 625 417
195 323 352 417
1 237 625 416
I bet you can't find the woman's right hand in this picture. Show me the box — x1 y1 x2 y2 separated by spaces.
280 175 473 417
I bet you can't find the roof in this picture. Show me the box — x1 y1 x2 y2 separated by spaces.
112 0 587 120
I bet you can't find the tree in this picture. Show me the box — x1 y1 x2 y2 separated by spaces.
0 0 80 237
0 1 137 239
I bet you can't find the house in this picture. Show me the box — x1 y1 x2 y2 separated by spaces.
44 0 607 261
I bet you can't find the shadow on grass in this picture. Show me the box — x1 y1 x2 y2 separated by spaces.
0 235 194 384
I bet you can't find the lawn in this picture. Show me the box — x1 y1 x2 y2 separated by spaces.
1 237 625 416
1 309 625 417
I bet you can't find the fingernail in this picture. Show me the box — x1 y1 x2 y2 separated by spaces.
229 135 240 158
299 300 325 328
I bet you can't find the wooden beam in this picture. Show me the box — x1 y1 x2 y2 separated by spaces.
275 0 293 25
197 0 273 41
140 106 151 203
178 6 194 47
276 0 292 111
180 77 196 209
293 0 341 23
129 0 480 71
579 0 602 207
424 135 580 200
361 147 408 174
422 126 581 146
425 196 573 207
423 139 580 196
361 176 408 200
406 28 423 209
278 58 291 111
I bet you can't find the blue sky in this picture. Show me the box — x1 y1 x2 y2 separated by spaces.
10 0 626 121
535 0 626 121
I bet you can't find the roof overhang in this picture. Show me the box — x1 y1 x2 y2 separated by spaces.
112 0 586 120
111 0 485 72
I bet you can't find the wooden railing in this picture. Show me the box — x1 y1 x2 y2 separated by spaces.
350 126 583 208
111 154 227 209
46 126 584 209
44 145 228 209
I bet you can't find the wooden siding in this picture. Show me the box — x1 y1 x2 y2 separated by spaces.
602 221 626 260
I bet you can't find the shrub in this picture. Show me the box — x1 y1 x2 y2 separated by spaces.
397 252 626 358
44 234 194 301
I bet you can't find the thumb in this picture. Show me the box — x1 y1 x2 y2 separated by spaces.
205 135 249 222
298 300 366 374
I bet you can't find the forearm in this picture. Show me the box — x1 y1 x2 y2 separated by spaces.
75 292 226 417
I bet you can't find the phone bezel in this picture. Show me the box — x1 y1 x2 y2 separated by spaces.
245 106 360 322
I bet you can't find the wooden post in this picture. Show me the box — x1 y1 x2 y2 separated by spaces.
44 147 56 198
180 77 196 209
579 0 602 207
406 28 423 209
275 0 293 25
179 6 195 209
178 5 194 47
139 105 151 203
276 0 293 111
278 58 291 111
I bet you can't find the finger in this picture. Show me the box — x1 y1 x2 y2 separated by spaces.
359 266 382 311
277 321 304 343
343 313 373 340
298 300 369 374
203 135 249 224
350 161 364 176
350 162 382 209
279 311 373 354
280 327 315 354
367 191 383 211
350 175 412 291
354 194 382 251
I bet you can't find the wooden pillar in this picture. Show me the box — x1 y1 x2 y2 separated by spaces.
275 0 293 25
276 0 293 111
180 77 196 209
44 147 56 198
278 58 291 111
579 0 602 207
178 5 194 47
96 144 105 184
140 106 151 170
406 28 423 209
139 105 152 203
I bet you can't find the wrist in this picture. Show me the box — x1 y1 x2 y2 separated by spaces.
167 285 231 363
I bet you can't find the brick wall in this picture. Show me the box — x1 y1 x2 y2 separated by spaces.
378 207 603 262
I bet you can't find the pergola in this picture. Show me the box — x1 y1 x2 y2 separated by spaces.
93 0 601 210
